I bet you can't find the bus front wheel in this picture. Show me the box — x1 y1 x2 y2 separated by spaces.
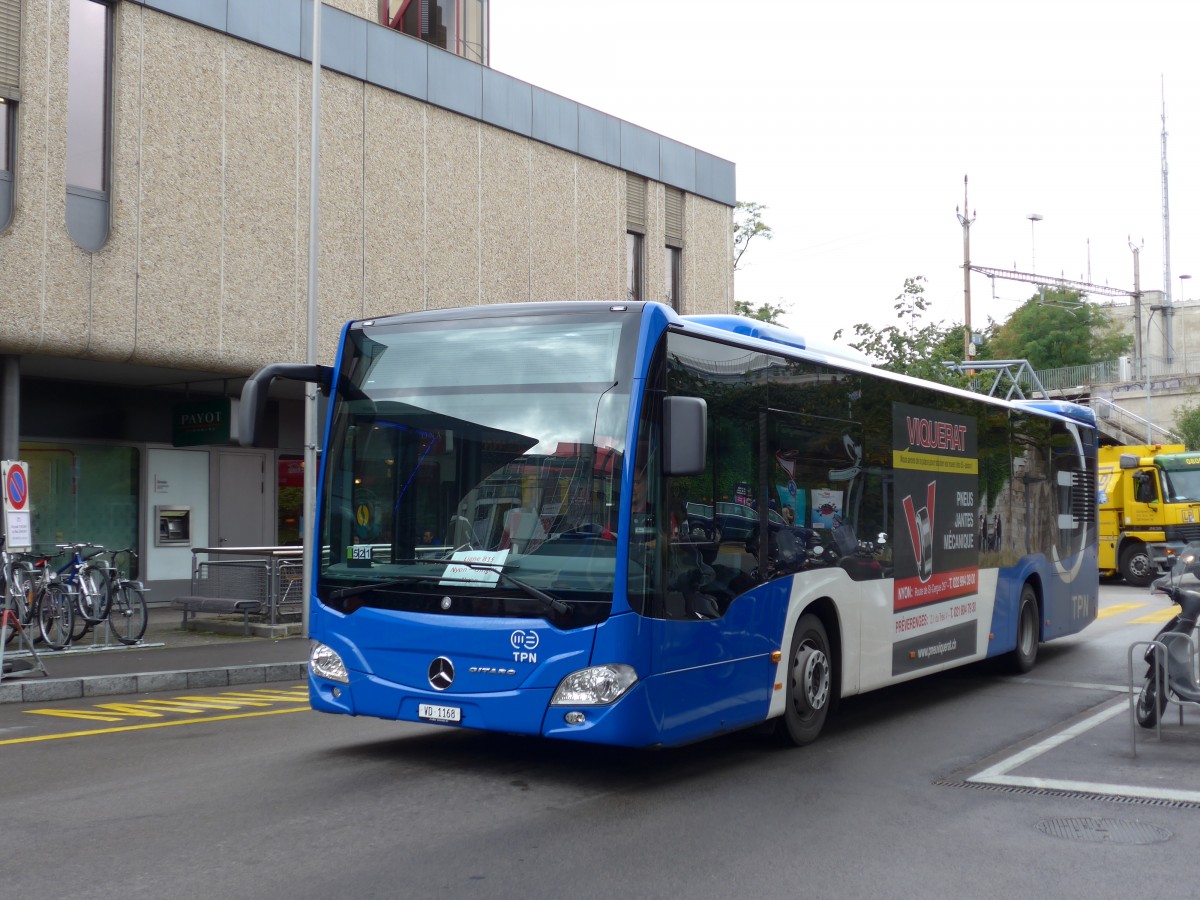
778 613 832 746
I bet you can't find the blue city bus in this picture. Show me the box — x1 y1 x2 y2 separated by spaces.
240 301 1098 747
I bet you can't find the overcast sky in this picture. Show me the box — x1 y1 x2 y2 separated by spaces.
490 0 1200 352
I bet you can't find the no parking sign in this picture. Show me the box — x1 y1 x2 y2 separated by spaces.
2 460 31 552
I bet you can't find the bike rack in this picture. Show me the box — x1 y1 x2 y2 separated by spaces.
1128 632 1200 757
0 597 48 683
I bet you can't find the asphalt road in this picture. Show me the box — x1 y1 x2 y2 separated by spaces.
2 581 1198 900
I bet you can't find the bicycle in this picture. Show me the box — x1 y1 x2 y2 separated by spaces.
0 537 34 647
11 550 75 650
55 542 111 643
96 548 148 645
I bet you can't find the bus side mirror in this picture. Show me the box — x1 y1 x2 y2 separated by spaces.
663 396 707 477
239 363 334 448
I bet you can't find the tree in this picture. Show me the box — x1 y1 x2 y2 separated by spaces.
1174 403 1200 451
732 201 786 325
733 300 787 324
834 276 967 384
733 201 772 272
981 289 1131 370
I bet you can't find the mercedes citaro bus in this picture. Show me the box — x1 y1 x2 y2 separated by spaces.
240 301 1098 748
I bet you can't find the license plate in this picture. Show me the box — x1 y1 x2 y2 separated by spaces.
418 703 461 724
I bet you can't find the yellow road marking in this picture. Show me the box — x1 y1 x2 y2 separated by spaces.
1129 606 1181 625
1096 603 1146 619
22 687 309 723
1 706 310 745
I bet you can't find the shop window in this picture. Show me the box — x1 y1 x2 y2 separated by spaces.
278 455 304 545
21 442 139 555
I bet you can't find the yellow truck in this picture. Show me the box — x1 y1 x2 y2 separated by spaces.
1098 443 1200 585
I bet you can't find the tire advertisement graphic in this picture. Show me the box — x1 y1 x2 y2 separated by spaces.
893 403 979 613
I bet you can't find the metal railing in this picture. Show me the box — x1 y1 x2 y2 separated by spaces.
189 546 304 626
1032 351 1200 394
1088 397 1181 444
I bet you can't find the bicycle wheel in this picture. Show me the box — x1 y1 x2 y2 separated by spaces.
37 584 74 650
68 587 91 643
107 583 148 645
1 596 21 647
77 563 112 623
7 564 34 642
2 571 25 647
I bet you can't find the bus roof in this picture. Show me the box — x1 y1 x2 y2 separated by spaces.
1012 399 1097 427
681 314 873 367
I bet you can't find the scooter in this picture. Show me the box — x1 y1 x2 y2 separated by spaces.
1135 540 1200 728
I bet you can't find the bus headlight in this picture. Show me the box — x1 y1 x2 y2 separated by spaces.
550 664 637 706
310 641 349 684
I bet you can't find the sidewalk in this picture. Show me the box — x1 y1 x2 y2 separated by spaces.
0 605 309 704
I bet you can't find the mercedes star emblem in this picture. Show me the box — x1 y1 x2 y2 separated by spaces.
428 656 455 691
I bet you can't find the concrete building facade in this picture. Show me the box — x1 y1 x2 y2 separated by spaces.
0 0 736 597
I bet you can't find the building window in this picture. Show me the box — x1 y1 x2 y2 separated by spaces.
67 0 108 192
627 232 644 301
65 0 111 251
665 246 681 309
0 99 12 231
0 99 10 172
383 0 489 64
664 187 684 310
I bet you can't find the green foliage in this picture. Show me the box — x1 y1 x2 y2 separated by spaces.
734 300 788 324
1174 403 1200 451
835 276 968 385
980 289 1131 369
733 201 773 272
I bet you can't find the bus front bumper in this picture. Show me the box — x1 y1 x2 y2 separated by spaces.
309 668 661 747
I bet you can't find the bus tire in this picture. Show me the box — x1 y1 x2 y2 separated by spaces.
1119 544 1156 587
777 613 832 746
1009 584 1040 673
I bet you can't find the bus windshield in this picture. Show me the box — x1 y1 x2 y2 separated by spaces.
317 309 639 626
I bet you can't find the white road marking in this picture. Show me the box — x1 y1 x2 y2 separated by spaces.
967 699 1200 804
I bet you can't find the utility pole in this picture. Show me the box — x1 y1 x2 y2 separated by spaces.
302 0 322 639
1161 81 1175 362
956 175 976 361
1130 238 1143 365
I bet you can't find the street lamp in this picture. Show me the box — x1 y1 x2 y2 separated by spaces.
1180 273 1192 302
1027 213 1043 273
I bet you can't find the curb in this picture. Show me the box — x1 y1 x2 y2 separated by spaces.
0 661 308 704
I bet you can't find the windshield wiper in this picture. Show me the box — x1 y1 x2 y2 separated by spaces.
329 572 438 602
327 558 572 614
453 562 573 614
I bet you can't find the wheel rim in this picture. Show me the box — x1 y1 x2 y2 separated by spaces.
793 642 830 715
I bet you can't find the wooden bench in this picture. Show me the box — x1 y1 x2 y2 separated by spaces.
171 596 263 635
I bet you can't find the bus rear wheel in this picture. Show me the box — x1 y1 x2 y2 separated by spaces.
1009 584 1040 673
777 613 832 746
1119 544 1156 587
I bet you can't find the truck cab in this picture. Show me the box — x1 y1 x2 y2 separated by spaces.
1098 443 1200 585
